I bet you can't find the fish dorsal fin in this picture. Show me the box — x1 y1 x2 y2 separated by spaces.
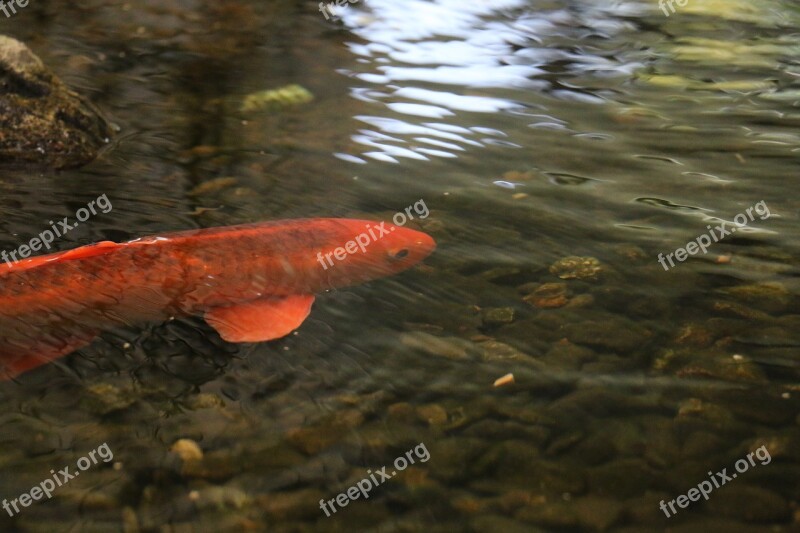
58 241 119 260
1 241 119 276
204 295 315 343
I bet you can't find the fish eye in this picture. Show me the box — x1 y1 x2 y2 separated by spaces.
390 248 410 260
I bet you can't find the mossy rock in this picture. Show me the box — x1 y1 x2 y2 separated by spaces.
0 35 112 168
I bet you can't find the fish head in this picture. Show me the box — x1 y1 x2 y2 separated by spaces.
311 219 436 289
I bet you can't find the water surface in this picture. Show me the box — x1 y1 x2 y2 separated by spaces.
0 0 798 531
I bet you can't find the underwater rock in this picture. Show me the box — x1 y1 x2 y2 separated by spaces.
121 506 139 532
671 37 795 69
524 282 570 308
672 352 767 383
707 485 789 523
478 340 540 364
190 486 250 511
516 501 582 530
549 256 604 280
586 458 660 498
637 72 775 93
0 35 112 168
387 402 416 423
679 0 783 26
569 496 622 531
286 410 365 455
481 441 585 493
674 324 716 348
463 419 550 445
561 318 651 353
82 383 137 415
188 177 239 197
416 404 449 427
427 438 488 483
542 339 597 369
255 488 326 520
481 307 516 326
564 293 594 309
471 515 544 533
179 450 238 481
720 282 792 315
170 438 203 462
714 389 797 426
240 84 313 113
186 392 225 410
518 496 622 531
674 398 741 434
399 331 475 360
680 430 729 459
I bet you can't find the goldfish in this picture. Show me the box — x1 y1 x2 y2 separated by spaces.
0 219 435 380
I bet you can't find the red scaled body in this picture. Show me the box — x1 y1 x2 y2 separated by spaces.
0 219 435 379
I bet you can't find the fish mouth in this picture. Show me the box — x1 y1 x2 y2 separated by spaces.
413 232 437 259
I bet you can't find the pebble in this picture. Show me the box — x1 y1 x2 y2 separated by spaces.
493 373 515 387
481 307 516 326
83 383 137 415
586 458 660 498
188 177 239 197
387 402 416 423
286 410 365 455
416 404 449 426
549 256 604 280
399 331 475 360
255 489 325 520
171 439 204 462
191 486 250 511
524 282 570 308
479 340 539 363
721 282 792 314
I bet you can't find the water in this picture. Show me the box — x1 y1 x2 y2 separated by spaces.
0 0 799 531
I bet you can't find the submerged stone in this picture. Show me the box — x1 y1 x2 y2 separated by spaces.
240 84 313 113
707 485 789 522
561 318 651 353
0 35 112 168
549 256 604 280
399 331 475 360
523 282 570 308
170 438 203 462
481 307 516 326
720 282 792 315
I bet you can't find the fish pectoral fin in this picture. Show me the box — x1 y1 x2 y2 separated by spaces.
204 295 316 343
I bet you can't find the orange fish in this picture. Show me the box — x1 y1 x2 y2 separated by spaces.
0 219 435 380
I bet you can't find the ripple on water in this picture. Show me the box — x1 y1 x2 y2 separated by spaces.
334 0 644 163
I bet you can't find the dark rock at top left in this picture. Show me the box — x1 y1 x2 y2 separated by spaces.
0 35 113 169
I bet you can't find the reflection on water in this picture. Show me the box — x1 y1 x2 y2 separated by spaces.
0 0 799 531
336 0 648 162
